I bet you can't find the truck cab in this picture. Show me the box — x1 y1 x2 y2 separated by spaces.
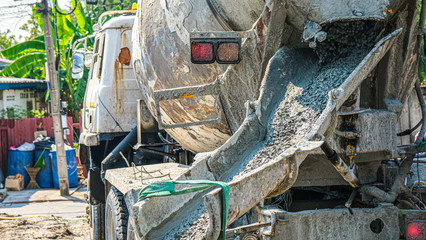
78 13 140 147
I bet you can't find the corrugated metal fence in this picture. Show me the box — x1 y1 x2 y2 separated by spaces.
0 117 74 177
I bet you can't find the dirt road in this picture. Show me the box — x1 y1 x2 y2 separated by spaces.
0 213 89 240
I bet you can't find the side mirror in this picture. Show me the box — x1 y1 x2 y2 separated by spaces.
71 53 84 79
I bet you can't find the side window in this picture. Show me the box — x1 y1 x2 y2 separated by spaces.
90 34 106 80
89 38 100 81
97 34 105 78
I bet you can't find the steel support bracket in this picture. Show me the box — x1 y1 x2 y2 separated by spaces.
153 81 223 130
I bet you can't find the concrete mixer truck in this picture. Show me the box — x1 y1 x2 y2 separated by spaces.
73 0 426 239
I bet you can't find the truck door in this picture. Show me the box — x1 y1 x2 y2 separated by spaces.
83 34 105 133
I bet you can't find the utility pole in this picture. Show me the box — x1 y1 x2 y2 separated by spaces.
41 0 69 196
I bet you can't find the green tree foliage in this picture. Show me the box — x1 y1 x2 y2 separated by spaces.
419 0 426 84
0 30 18 51
0 105 34 119
19 16 42 41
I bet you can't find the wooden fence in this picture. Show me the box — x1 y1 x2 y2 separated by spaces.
0 117 75 177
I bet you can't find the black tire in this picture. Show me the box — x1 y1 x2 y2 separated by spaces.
105 187 128 240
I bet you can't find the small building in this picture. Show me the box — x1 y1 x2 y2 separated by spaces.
0 77 49 119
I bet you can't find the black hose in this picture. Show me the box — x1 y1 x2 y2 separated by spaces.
397 119 422 136
101 127 138 180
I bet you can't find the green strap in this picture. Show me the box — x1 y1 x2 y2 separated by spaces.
138 180 229 240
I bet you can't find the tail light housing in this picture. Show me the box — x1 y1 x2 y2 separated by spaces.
406 221 426 240
216 42 240 63
191 42 215 64
190 37 241 64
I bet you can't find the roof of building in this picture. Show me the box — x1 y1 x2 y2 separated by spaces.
0 77 48 90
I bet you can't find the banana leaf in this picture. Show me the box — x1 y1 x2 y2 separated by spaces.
73 1 90 36
56 12 76 50
1 40 45 60
12 59 46 78
0 53 46 77
33 35 44 42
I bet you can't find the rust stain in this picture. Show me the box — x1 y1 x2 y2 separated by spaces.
114 60 120 115
121 62 124 79
123 33 128 43
118 47 131 65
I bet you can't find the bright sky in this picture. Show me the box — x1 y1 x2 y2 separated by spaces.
0 0 71 42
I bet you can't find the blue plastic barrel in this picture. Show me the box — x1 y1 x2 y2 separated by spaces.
50 149 78 188
8 149 33 187
35 150 53 188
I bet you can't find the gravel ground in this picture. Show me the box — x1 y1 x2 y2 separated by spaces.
0 213 89 240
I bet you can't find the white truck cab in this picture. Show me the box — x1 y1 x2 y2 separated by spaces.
76 12 140 147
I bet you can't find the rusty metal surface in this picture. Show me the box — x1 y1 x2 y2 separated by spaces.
0 117 74 177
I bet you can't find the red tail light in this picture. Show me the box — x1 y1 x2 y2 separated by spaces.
406 221 426 240
191 42 214 63
190 39 241 64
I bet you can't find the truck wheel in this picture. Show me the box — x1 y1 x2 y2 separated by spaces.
105 187 128 240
